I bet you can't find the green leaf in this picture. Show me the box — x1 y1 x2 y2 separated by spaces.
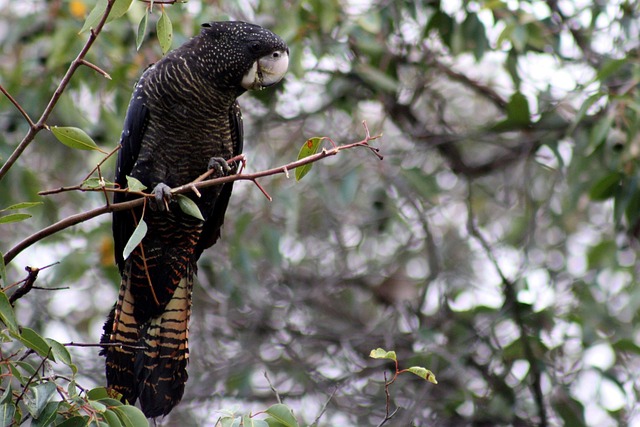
17 327 52 358
1 202 42 212
87 387 111 401
219 416 240 427
0 213 32 224
0 291 19 334
243 415 269 427
107 0 134 22
506 91 530 126
31 401 60 427
82 177 112 189
0 403 15 427
122 218 147 261
125 176 147 192
136 10 148 51
295 137 324 181
89 400 107 412
156 8 173 55
25 382 57 418
80 0 108 33
596 58 627 82
586 113 614 155
552 396 586 426
264 404 298 427
51 126 103 152
45 338 77 373
369 348 397 361
589 172 622 201
176 195 204 221
406 366 438 384
112 405 149 427
103 409 123 427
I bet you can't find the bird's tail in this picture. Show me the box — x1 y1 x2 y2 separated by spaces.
101 262 193 418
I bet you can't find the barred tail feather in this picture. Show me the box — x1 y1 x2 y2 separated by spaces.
101 267 141 405
138 268 193 417
102 262 194 418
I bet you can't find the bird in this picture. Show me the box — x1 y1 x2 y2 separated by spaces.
100 21 289 418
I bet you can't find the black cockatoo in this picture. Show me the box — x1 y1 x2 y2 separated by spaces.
101 21 289 418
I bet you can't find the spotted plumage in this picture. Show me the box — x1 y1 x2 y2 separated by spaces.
100 21 288 418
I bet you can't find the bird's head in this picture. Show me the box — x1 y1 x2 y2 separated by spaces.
197 21 289 92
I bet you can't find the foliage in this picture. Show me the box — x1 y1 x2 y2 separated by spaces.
1 0 640 426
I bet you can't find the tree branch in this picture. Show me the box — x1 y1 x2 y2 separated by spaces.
3 128 382 266
0 0 116 182
466 183 548 427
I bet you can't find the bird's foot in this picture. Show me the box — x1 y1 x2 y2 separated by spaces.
208 157 231 178
150 182 172 211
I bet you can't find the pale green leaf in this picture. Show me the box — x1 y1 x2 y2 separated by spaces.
16 327 52 358
369 348 397 361
51 126 103 152
45 338 77 373
176 195 204 221
264 404 298 427
125 176 147 192
157 8 173 55
25 382 57 418
31 401 59 427
103 409 123 427
0 213 32 224
122 218 147 261
112 405 150 427
1 202 42 212
136 10 148 51
0 291 19 334
107 0 134 22
0 403 15 427
80 0 108 33
407 366 438 384
295 137 323 181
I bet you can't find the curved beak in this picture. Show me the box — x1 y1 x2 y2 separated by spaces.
242 49 289 90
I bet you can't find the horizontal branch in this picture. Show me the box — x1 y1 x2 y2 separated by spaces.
4 129 381 266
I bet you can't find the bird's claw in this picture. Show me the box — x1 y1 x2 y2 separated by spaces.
150 183 172 211
208 157 231 177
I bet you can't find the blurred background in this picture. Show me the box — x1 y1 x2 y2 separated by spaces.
1 0 640 425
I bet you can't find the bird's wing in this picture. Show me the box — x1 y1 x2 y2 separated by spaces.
112 87 150 271
194 101 243 260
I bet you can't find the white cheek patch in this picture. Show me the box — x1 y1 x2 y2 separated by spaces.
241 62 259 89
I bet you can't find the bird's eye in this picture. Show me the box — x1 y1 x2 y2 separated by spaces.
272 52 280 58
249 41 262 53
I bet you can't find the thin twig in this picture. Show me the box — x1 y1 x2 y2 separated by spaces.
80 59 112 80
310 386 338 426
14 348 52 407
7 262 59 305
0 84 35 127
263 371 282 404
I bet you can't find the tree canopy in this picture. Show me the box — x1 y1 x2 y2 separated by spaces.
1 0 639 425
